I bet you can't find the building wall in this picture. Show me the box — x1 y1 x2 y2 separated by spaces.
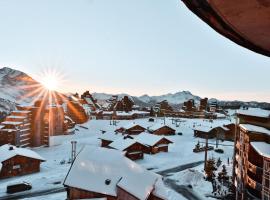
126 126 146 135
0 156 41 179
117 186 140 200
153 127 175 135
67 186 116 200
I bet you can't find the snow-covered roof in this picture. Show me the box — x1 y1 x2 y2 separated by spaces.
6 115 26 119
237 108 270 118
98 133 121 141
148 124 175 132
152 177 168 200
0 144 45 163
12 110 31 114
239 124 270 136
109 137 139 151
250 142 270 158
135 132 172 146
122 123 145 130
193 125 230 133
0 125 4 129
1 121 22 125
64 146 160 200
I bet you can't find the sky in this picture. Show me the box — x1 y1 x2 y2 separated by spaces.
0 0 269 102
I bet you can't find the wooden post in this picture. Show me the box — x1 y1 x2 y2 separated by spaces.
204 135 209 171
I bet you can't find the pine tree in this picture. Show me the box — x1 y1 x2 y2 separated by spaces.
205 158 216 181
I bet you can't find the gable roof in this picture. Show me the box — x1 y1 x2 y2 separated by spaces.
98 132 121 141
148 124 175 132
0 144 45 163
109 137 141 151
250 142 270 159
237 108 270 119
239 124 270 136
135 132 172 147
64 146 160 200
122 123 145 130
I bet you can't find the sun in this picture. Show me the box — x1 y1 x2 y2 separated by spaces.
42 75 59 91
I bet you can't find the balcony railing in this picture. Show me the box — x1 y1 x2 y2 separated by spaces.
248 161 263 175
247 176 262 192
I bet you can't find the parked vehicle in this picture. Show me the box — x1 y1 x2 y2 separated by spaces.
6 182 32 194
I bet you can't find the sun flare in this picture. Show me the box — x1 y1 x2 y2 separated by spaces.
41 75 59 91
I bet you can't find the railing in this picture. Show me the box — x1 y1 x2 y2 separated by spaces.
248 160 263 175
247 176 262 192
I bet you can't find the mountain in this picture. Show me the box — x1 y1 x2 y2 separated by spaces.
0 67 43 114
92 91 202 109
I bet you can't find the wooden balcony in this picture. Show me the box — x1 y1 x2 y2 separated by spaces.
247 176 262 192
248 161 263 176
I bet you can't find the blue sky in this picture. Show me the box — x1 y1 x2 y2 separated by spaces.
0 0 269 102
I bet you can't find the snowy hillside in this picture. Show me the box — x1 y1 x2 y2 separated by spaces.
93 91 201 107
0 67 41 104
138 91 201 104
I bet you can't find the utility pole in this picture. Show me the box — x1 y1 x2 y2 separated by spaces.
204 134 209 171
71 141 77 163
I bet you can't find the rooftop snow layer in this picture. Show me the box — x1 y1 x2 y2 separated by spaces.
237 108 270 118
122 123 145 130
135 132 171 146
250 142 270 158
109 137 138 151
64 146 160 200
148 124 174 132
239 124 270 135
98 132 121 141
0 144 45 163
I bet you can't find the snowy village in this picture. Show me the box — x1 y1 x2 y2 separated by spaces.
0 1 270 200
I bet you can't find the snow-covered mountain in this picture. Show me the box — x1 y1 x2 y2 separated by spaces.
0 67 42 113
92 91 202 108
137 91 201 105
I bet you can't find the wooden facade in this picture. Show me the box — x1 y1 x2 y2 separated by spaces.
101 139 113 147
151 126 175 136
0 155 42 179
67 186 116 200
125 125 146 135
124 142 146 160
67 101 88 124
144 138 172 154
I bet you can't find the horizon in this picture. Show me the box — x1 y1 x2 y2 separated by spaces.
0 0 269 102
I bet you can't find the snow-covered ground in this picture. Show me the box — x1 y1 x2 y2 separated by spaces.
0 117 234 199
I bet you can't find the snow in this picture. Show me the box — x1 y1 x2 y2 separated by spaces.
122 122 145 130
98 132 121 141
135 132 172 146
1 121 22 125
149 124 175 132
64 146 160 200
237 108 270 118
109 137 138 151
0 144 45 163
0 117 233 200
250 142 270 158
239 124 270 135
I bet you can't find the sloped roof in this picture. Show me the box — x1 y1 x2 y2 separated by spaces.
239 124 270 136
148 124 175 132
135 132 172 147
250 142 270 158
237 108 270 119
98 132 121 141
122 123 145 130
182 0 270 57
64 146 160 200
0 144 45 163
109 137 140 151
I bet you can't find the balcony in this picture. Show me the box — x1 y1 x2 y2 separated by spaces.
248 161 263 176
236 141 240 149
247 176 262 192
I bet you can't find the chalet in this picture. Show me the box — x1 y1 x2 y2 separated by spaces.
148 124 176 136
135 132 173 154
64 146 167 200
116 123 146 135
67 100 89 124
193 125 231 140
108 137 146 160
98 133 121 147
0 144 45 179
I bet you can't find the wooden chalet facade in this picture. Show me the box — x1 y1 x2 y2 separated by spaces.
116 123 146 135
234 109 270 200
136 133 173 154
108 137 146 160
0 145 45 179
193 125 233 140
64 147 167 200
67 100 88 124
148 124 176 136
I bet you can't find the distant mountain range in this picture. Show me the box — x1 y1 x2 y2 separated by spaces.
0 67 269 114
